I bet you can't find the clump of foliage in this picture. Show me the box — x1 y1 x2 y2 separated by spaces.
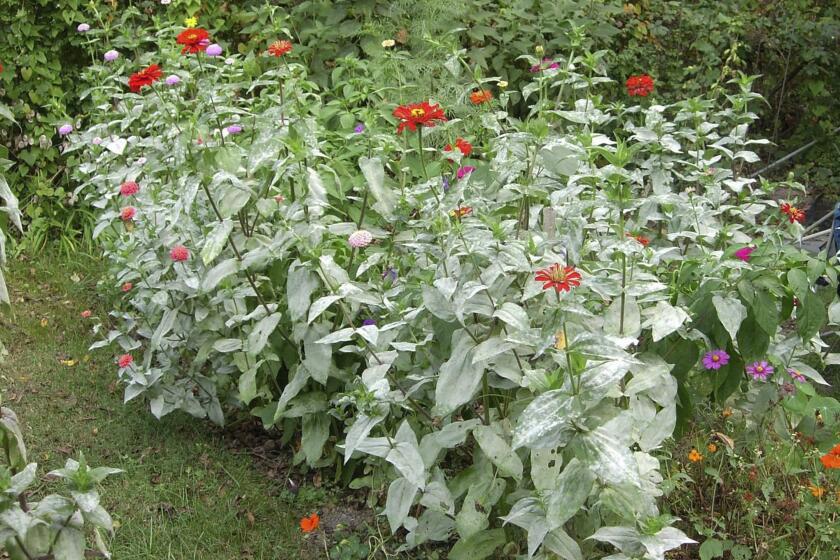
63 10 840 558
0 401 122 559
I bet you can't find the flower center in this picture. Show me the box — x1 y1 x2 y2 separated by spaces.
550 268 568 282
410 108 426 118
712 355 719 362
756 366 764 373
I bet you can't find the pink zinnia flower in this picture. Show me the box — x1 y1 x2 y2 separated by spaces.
81 310 92 318
58 124 73 136
121 282 133 292
118 354 133 368
348 230 373 248
120 207 136 221
457 166 476 180
120 181 139 196
702 349 730 370
170 245 190 262
734 246 754 262
746 360 773 381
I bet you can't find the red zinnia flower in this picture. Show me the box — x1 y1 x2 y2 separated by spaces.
120 181 140 196
128 64 162 93
820 443 840 469
535 264 582 293
393 101 447 134
626 232 650 247
121 282 133 292
170 245 190 262
626 74 655 97
118 354 133 368
176 28 210 54
780 202 805 224
81 310 92 319
268 40 293 57
120 207 136 222
444 137 473 158
300 513 320 533
469 89 493 105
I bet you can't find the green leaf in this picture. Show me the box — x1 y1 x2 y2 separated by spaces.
359 156 395 218
287 261 320 322
201 219 234 265
512 390 579 450
301 413 330 464
699 538 725 560
448 528 507 560
433 330 485 417
201 258 239 292
473 425 522 480
713 295 747 341
797 292 826 342
385 477 417 532
546 458 595 526
644 301 689 342
246 313 282 356
544 528 584 560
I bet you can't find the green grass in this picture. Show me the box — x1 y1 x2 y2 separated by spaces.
0 255 317 559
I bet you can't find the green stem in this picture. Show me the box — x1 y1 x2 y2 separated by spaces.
620 253 627 335
417 127 441 205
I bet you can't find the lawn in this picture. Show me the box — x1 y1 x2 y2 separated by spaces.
1 255 313 559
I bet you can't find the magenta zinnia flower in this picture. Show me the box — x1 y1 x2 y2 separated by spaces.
118 354 133 368
348 230 373 248
119 181 139 196
746 360 773 380
702 349 730 370
734 246 755 262
457 166 476 180
170 245 190 262
787 368 806 383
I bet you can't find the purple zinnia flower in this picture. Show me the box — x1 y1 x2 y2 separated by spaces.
165 75 181 86
353 123 365 134
104 50 119 62
746 360 773 381
361 318 377 327
702 349 730 370
530 57 559 73
734 246 755 262
77 23 90 33
58 124 73 136
456 166 476 180
442 176 450 192
348 230 373 248
226 124 242 135
205 43 223 57
787 368 806 383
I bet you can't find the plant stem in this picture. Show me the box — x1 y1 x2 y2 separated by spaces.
620 252 627 335
417 127 441 205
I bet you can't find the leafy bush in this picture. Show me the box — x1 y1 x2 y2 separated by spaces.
0 402 121 559
65 14 840 558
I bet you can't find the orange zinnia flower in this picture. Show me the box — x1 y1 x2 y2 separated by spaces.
534 264 582 293
393 101 447 134
444 137 473 158
176 28 210 54
300 513 320 533
688 448 703 462
626 232 650 246
268 40 293 57
780 202 806 224
450 206 472 219
820 443 840 469
707 443 717 453
470 89 493 105
128 64 162 93
809 484 825 498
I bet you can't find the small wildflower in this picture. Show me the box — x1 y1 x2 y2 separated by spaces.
469 89 493 105
442 177 450 192
104 50 120 62
381 39 396 48
535 45 545 55
224 57 235 65
688 448 703 462
535 264 582 294
92 137 102 145
300 513 320 533
819 443 840 469
361 319 377 327
205 44 223 57
746 360 773 381
554 330 567 350
81 310 92 319
184 16 198 28
809 484 825 498
382 267 397 283
170 245 190 262
734 246 755 261
118 354 133 368
353 123 365 134
60 359 77 367
702 349 730 370
498 80 508 88
707 443 717 453
348 230 373 248
121 282 133 292
268 40 293 57
165 74 181 86
40 318 48 328
626 74 655 97
58 124 73 136
77 23 90 33
225 124 243 135
722 407 733 418
274 194 285 203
